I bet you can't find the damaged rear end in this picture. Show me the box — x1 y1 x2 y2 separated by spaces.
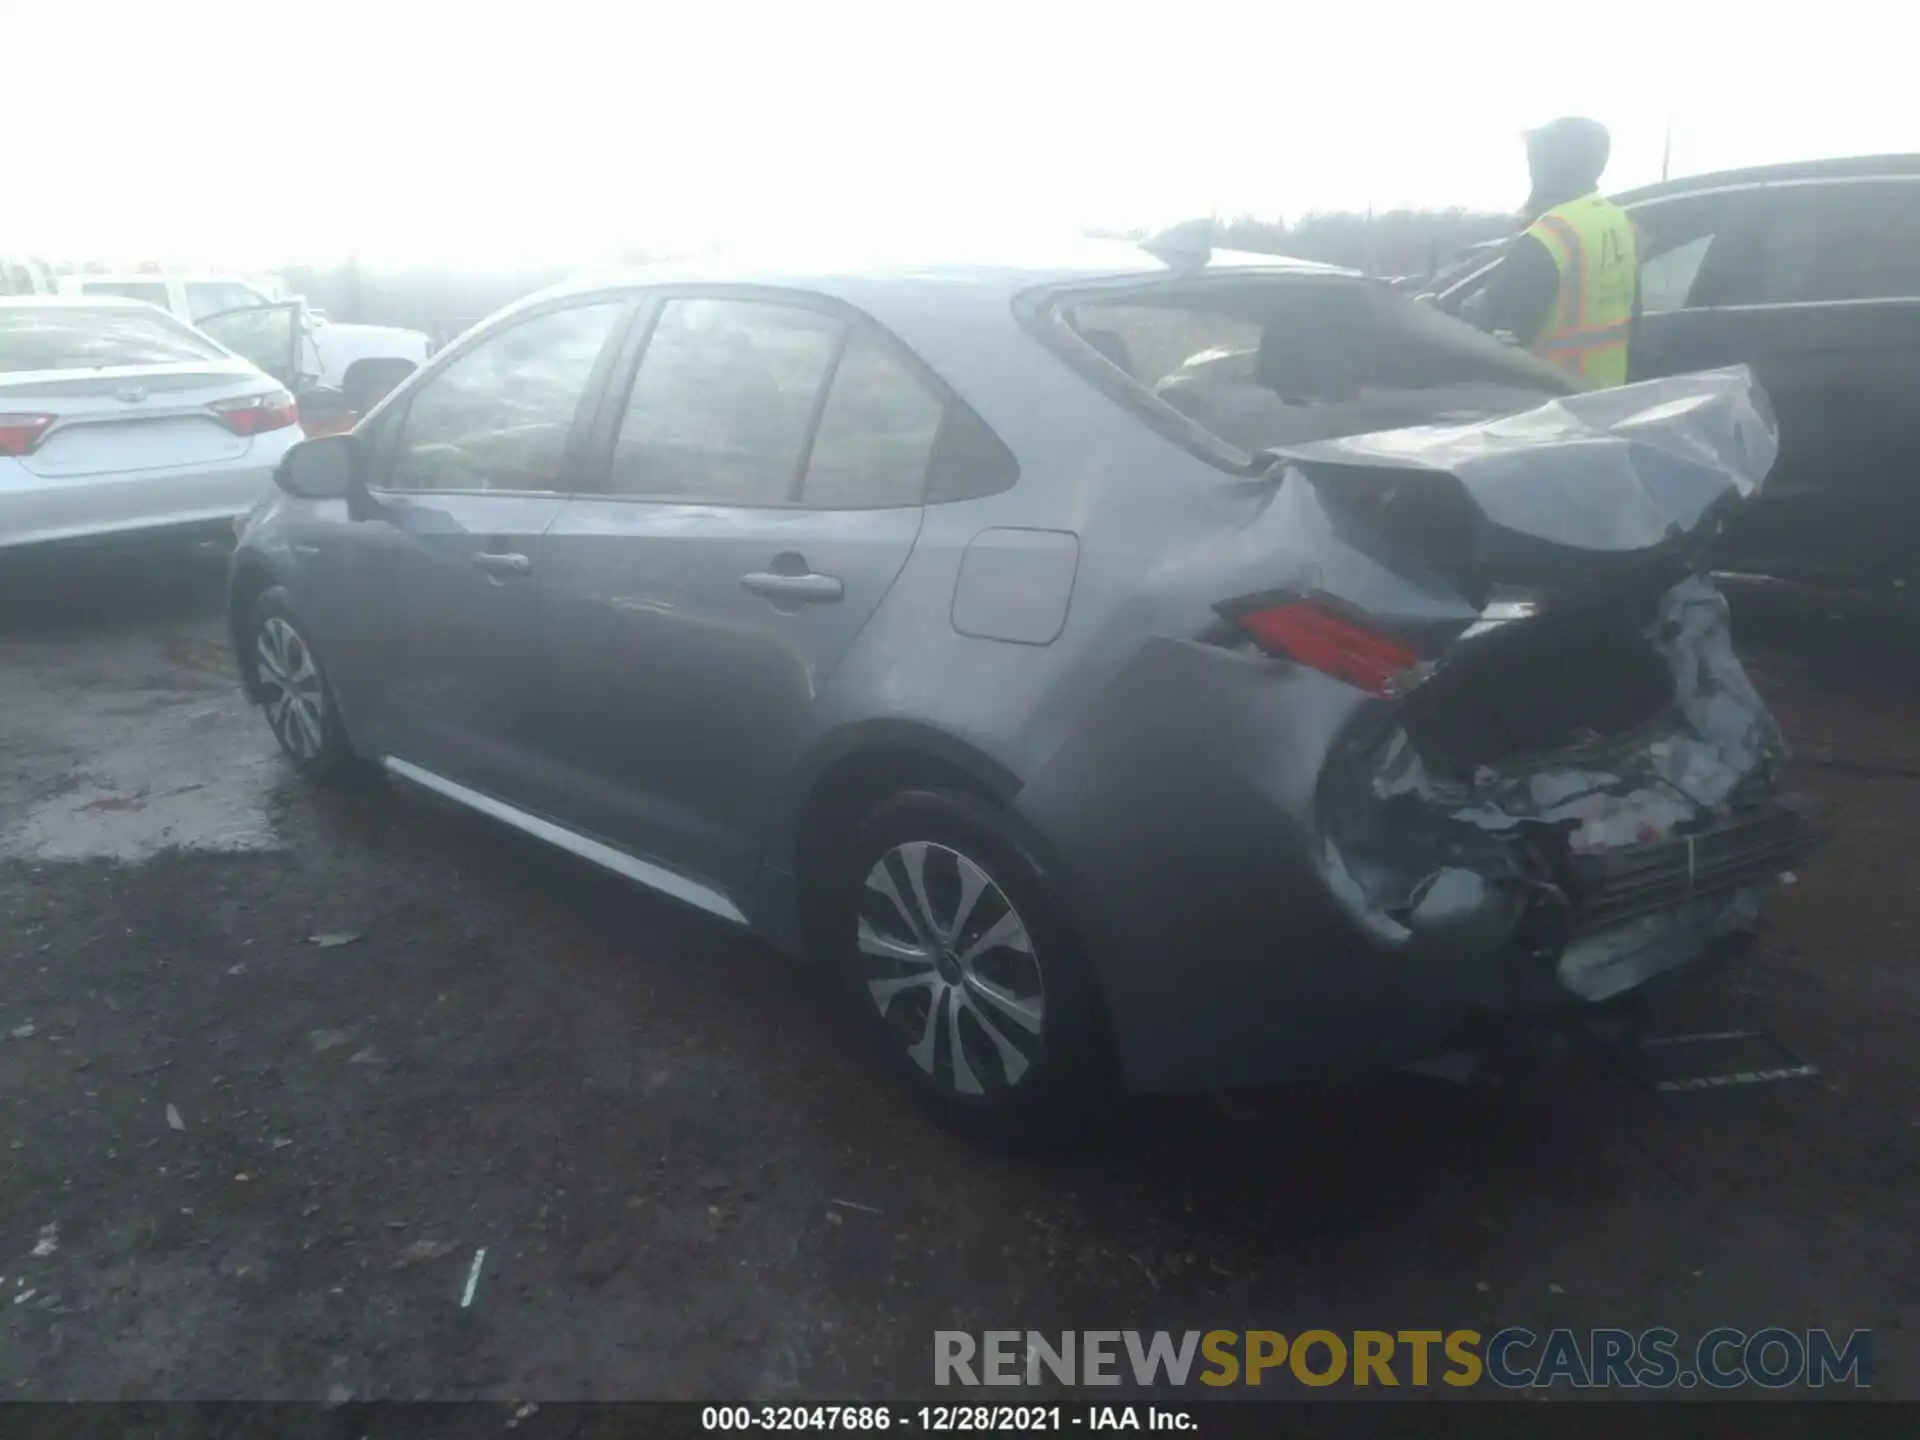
1015 267 1813 1092
1243 368 1812 1048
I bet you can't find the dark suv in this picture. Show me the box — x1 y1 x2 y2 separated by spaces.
1436 155 1920 604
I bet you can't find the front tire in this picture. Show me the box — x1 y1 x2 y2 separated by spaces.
826 788 1112 1146
246 587 362 784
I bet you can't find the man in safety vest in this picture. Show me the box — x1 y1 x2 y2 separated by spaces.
1475 116 1638 386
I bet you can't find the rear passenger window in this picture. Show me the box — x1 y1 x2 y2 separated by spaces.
925 400 1020 503
610 298 842 503
801 335 945 508
1761 181 1920 303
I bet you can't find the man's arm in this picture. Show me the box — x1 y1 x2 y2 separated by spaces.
1477 233 1561 341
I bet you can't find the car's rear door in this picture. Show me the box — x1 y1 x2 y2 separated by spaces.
1630 178 1920 589
536 291 941 889
350 294 632 804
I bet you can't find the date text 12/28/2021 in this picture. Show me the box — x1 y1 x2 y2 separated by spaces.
702 1405 1193 1431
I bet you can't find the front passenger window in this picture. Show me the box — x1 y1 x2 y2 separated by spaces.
383 300 625 494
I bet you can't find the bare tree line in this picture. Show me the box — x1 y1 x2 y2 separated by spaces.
280 212 1513 334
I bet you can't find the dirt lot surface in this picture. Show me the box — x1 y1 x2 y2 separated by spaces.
0 547 1915 1404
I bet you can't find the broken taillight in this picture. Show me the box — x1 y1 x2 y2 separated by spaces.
210 389 299 437
1229 599 1420 697
0 413 56 457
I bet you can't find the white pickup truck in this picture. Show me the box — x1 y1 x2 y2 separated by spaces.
58 272 429 414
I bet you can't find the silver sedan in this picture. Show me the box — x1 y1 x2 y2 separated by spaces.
228 240 1810 1143
1 297 302 553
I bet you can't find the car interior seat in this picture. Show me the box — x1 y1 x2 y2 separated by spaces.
1255 313 1361 404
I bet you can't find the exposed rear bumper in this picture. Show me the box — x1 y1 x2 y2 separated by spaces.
0 435 294 553
1013 618 1811 1096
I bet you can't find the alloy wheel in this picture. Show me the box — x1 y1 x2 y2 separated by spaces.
857 841 1045 1098
256 616 325 761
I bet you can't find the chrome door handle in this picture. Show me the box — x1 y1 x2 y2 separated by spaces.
740 571 843 604
472 551 532 577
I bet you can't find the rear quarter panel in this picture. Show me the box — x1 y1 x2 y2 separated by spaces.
751 294 1464 1084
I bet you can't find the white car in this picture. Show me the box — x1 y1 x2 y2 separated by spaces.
1 257 55 297
58 272 429 413
0 296 303 552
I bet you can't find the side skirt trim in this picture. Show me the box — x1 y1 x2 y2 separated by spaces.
382 756 749 926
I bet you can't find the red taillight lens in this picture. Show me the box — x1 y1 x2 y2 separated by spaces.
1232 600 1420 696
0 413 56 457
210 389 298 437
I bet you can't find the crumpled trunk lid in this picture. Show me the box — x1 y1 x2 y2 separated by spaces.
1275 365 1778 620
1279 367 1810 1003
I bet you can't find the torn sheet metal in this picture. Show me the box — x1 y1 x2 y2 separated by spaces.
1313 563 1804 1017
1283 366 1779 557
1558 888 1760 1002
1370 577 1786 855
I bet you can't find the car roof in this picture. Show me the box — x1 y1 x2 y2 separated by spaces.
65 272 246 283
539 237 1352 311
1615 153 1920 207
0 294 167 309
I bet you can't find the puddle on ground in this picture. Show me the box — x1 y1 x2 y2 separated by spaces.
0 621 285 863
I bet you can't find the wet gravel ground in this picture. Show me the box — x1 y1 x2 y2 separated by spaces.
0 546 1915 1402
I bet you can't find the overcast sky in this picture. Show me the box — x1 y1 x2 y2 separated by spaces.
6 1 1913 268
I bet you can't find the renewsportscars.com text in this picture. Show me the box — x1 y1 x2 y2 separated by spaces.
934 1328 1871 1390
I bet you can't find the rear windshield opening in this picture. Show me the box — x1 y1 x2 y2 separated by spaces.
1041 273 1574 460
0 306 224 374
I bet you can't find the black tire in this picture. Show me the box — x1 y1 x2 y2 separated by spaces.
245 587 364 785
824 787 1114 1147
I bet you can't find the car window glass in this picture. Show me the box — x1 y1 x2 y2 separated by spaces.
383 300 624 494
187 282 266 321
0 305 223 373
1053 277 1570 461
925 398 1020 503
801 334 945 508
1762 182 1920 303
1639 234 1717 313
1063 304 1264 390
83 281 170 308
198 305 299 381
609 298 843 503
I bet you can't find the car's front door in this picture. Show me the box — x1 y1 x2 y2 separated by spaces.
537 293 944 888
197 302 304 391
354 295 632 804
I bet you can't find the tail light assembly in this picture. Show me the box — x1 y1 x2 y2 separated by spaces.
210 389 299 437
1223 597 1421 697
0 413 56 457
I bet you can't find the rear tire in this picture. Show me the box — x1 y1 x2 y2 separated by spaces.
823 787 1113 1148
245 587 365 785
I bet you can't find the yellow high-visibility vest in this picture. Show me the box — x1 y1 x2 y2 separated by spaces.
1524 193 1638 386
